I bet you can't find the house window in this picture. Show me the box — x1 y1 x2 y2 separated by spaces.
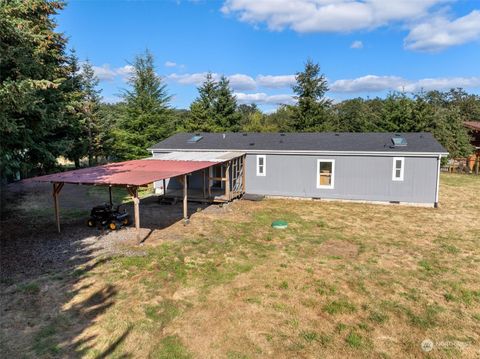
392 157 404 181
317 159 335 189
256 155 266 176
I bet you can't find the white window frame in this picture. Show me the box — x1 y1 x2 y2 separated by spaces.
316 159 335 189
392 157 405 181
256 155 266 176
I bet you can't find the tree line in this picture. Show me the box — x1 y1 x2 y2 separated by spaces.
1 0 478 182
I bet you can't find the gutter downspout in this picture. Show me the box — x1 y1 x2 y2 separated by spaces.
434 155 441 208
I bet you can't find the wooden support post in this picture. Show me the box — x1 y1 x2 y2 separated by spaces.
476 154 479 176
52 182 64 233
183 174 188 221
162 179 166 195
225 161 231 200
208 167 212 197
203 169 206 198
127 186 140 230
109 186 113 206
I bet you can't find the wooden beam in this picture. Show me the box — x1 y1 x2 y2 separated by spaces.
225 161 231 200
183 174 188 221
127 186 140 230
203 169 206 198
52 182 64 233
208 167 212 197
208 176 227 181
109 186 113 206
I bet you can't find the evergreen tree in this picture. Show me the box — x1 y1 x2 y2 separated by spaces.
213 76 241 131
0 0 68 180
291 60 331 131
81 60 102 165
62 49 87 168
115 50 173 159
185 74 241 132
333 98 379 132
185 73 218 132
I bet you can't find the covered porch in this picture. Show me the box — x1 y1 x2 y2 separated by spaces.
32 152 246 233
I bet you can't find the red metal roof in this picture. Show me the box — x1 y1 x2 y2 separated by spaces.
464 121 480 131
32 159 217 186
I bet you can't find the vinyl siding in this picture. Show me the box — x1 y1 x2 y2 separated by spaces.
245 154 438 204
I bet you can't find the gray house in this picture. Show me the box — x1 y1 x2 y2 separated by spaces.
149 132 448 207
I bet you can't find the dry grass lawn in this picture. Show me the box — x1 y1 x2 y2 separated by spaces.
1 173 479 358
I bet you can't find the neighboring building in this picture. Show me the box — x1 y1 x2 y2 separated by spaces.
149 132 448 207
464 121 480 174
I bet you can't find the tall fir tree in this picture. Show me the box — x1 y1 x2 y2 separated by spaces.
185 73 218 132
185 74 240 132
0 0 68 180
81 60 103 165
291 60 331 132
62 49 87 168
114 50 173 159
213 76 241 131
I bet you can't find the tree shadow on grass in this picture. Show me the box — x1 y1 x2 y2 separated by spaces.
0 183 135 357
0 181 215 357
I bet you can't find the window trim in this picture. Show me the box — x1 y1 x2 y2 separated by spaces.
392 157 405 181
256 155 266 176
316 159 335 189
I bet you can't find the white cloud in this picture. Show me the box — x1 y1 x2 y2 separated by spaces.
331 75 407 92
165 61 177 67
402 76 480 92
330 75 480 93
228 74 257 90
167 72 296 89
221 0 442 32
92 64 134 81
221 1 480 51
92 64 117 81
167 72 217 86
234 92 296 105
350 40 363 49
404 10 480 52
256 74 296 88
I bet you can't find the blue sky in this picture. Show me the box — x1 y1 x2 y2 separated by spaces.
57 0 480 111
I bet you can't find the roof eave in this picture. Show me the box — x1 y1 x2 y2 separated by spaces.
148 148 449 157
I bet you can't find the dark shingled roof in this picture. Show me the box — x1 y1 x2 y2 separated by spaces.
150 132 448 154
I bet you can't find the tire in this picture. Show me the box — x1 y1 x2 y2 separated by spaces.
108 222 117 230
122 216 131 226
87 219 95 227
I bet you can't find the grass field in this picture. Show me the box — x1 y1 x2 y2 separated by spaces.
1 174 479 358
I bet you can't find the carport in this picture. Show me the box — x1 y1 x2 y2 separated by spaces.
33 152 245 233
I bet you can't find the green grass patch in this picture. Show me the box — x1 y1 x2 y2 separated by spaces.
18 282 40 295
279 281 289 290
345 330 370 349
144 300 180 328
368 311 389 324
149 335 191 359
315 280 337 296
323 299 356 315
300 330 318 343
406 304 443 329
32 315 70 356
